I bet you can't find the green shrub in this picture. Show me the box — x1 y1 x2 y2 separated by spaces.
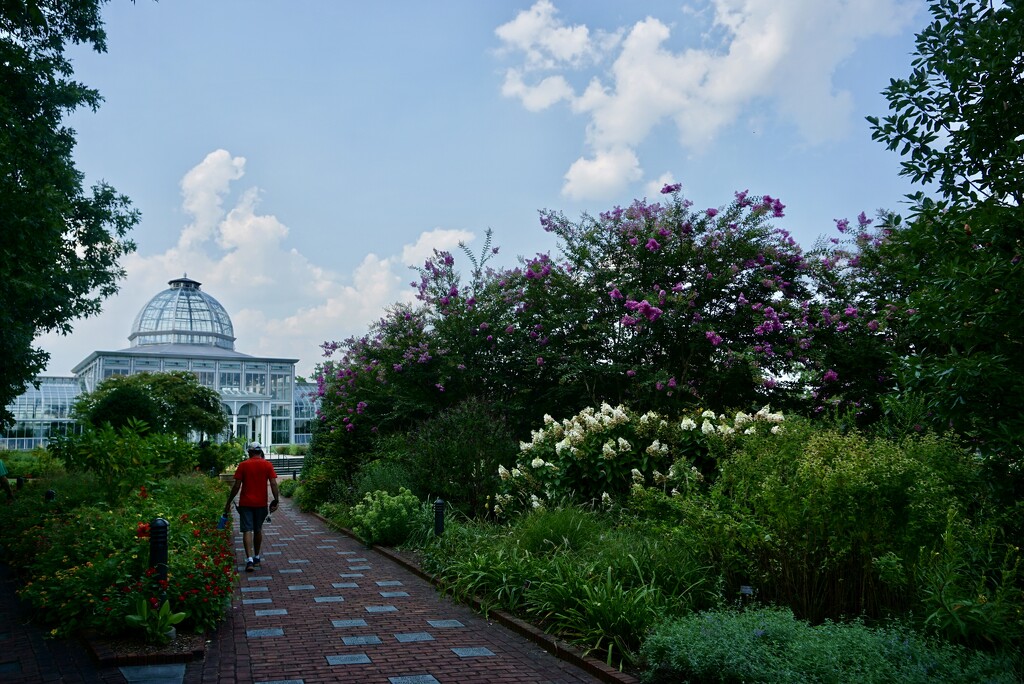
712 421 982 621
350 487 420 546
403 398 517 517
278 478 300 498
354 458 414 500
0 447 64 479
639 607 1017 683
515 507 606 556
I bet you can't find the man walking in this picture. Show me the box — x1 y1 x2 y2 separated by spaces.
224 442 280 572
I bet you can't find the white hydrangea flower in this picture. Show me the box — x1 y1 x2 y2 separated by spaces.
498 465 510 480
555 438 570 455
771 425 782 434
646 439 662 455
601 492 612 506
717 424 735 435
511 468 522 478
531 457 545 469
670 488 681 497
653 470 667 485
543 413 555 425
744 426 757 435
701 410 716 419
530 494 542 509
680 417 697 431
631 468 644 484
519 441 532 452
734 411 751 427
617 437 632 451
602 440 616 459
701 420 715 434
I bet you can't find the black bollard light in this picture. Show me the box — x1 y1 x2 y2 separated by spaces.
433 498 445 537
44 488 56 501
16 476 25 490
150 518 170 602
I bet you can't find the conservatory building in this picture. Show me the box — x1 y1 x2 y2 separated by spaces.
1 275 318 451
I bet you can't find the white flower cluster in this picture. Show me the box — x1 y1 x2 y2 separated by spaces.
526 403 632 459
646 439 669 456
684 406 785 437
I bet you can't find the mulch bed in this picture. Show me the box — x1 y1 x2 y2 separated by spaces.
83 630 207 667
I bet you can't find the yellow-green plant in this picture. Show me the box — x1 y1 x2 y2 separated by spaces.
350 487 420 546
125 598 187 645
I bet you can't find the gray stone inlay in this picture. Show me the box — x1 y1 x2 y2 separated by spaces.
279 569 303 574
314 596 344 603
255 608 288 617
247 628 285 638
339 573 364 578
342 635 382 646
255 679 304 684
365 605 397 613
288 559 310 564
241 586 269 593
427 619 465 628
262 551 282 556
242 598 273 605
323 538 339 542
327 654 372 665
279 537 296 541
248 576 273 581
380 591 409 598
349 565 372 571
332 582 358 589
452 646 495 657
316 545 335 549
118 664 186 683
337 550 355 555
376 580 403 587
272 543 289 547
332 619 368 628
288 584 315 591
394 632 434 643
347 557 368 562
389 676 440 684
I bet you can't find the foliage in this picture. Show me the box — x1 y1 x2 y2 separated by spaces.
865 0 1024 467
0 472 234 639
639 607 1017 684
917 510 1023 649
352 457 414 500
401 398 518 516
711 421 988 622
0 0 138 428
0 446 64 478
277 478 300 498
349 487 421 546
197 439 241 474
74 371 228 439
125 599 187 645
49 420 197 505
514 506 605 556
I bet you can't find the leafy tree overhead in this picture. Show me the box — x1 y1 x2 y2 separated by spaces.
0 0 139 427
866 0 1024 460
75 371 228 439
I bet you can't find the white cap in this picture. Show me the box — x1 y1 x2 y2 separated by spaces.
247 442 264 452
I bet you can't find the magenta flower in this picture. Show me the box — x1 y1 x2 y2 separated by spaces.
661 182 682 194
609 287 624 300
867 319 879 332
626 369 636 377
823 369 838 383
706 208 719 218
435 383 445 392
645 238 661 252
505 325 515 334
705 330 723 346
536 357 544 366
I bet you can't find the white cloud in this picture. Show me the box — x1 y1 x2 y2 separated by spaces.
563 147 642 200
36 152 476 378
496 0 918 198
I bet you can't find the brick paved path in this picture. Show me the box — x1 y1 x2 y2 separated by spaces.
191 498 603 684
1 498 609 683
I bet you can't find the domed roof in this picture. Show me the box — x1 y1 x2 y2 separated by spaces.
129 275 236 350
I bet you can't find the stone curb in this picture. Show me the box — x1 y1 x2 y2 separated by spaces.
310 512 641 684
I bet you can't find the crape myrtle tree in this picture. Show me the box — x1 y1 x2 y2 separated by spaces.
865 0 1024 464
0 0 138 427
311 185 878 506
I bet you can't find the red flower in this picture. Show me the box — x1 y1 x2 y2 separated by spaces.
136 522 150 538
138 486 148 499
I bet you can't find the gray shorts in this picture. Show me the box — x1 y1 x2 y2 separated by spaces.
238 506 268 533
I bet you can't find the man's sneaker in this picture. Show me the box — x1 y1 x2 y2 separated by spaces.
253 556 262 569
245 560 254 573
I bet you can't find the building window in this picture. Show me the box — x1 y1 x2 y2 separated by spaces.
219 371 240 390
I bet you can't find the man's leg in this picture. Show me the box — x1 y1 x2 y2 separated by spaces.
242 531 254 560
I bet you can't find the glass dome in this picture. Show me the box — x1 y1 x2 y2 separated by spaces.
129 275 236 350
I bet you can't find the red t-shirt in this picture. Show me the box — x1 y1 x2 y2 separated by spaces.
234 457 278 507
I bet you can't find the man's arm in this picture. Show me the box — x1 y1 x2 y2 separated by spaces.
224 480 242 514
269 477 280 511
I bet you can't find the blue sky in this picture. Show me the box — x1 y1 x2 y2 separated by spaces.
40 0 925 378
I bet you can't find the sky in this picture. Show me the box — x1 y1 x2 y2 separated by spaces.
37 0 926 379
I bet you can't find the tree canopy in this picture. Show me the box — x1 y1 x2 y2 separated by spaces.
1 0 138 427
75 371 228 439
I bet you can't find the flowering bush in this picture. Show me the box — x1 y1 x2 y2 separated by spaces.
350 487 421 546
494 402 785 516
4 472 234 639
